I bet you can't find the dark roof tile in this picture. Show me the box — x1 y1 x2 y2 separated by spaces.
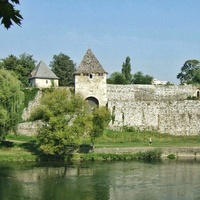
30 60 58 79
75 49 107 74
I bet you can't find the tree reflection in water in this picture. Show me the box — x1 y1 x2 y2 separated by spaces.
0 160 200 200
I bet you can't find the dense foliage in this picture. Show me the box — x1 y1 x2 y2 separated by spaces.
107 72 127 84
0 53 36 86
0 69 24 140
107 56 132 85
50 53 76 86
0 0 23 29
107 56 154 85
122 56 132 84
90 107 111 147
30 89 87 159
30 88 110 159
177 59 200 84
132 71 153 84
22 88 39 109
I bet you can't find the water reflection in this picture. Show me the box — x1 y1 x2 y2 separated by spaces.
0 160 200 200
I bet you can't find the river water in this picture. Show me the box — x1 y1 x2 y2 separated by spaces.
0 160 200 200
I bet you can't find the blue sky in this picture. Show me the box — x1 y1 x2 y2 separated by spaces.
1 0 200 84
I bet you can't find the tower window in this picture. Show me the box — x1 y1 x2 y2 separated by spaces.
89 74 93 79
197 90 200 98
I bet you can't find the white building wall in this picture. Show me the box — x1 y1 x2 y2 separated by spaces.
30 78 58 88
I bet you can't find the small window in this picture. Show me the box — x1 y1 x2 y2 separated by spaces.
197 91 200 98
46 80 48 84
89 74 93 79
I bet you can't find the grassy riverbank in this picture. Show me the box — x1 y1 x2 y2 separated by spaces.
0 135 37 161
94 129 200 148
1 129 200 161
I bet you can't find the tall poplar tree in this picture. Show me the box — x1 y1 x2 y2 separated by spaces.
122 56 132 84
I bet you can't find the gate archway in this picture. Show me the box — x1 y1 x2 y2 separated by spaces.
85 97 99 111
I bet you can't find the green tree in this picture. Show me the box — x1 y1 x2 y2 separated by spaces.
132 71 153 84
0 53 36 86
122 56 132 84
90 106 110 148
192 67 200 84
107 72 127 84
177 60 200 84
30 88 90 159
0 69 24 140
50 53 76 86
0 0 23 29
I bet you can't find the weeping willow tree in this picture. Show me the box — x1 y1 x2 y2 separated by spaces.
0 69 24 140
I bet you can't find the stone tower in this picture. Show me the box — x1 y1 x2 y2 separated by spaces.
74 49 107 108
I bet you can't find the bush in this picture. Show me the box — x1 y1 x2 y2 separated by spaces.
187 96 199 100
135 149 162 161
122 126 136 132
0 140 14 148
78 144 93 153
167 154 176 159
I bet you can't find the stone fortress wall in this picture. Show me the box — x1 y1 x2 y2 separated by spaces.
107 84 200 135
18 84 200 136
19 49 199 136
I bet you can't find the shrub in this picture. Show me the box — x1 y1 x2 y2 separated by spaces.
135 149 162 161
122 126 136 132
187 96 199 100
167 154 176 159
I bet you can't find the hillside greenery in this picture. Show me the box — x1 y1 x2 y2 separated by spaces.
29 88 110 160
0 53 36 87
0 69 24 140
1 129 200 162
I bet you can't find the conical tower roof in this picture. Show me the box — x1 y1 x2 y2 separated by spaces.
30 60 58 79
75 49 107 74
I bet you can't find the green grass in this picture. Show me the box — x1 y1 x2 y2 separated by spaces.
76 149 162 161
8 129 200 148
0 135 37 161
78 153 137 161
6 134 36 142
1 129 200 161
0 145 37 161
93 129 200 148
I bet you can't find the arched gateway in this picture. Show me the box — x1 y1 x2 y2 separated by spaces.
86 97 99 110
74 49 107 107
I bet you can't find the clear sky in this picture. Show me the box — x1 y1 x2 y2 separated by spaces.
1 0 200 84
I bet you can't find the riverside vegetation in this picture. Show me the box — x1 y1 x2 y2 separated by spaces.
1 129 200 162
0 74 199 162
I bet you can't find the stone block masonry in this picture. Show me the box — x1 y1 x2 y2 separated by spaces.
18 84 200 136
107 84 198 101
22 90 43 121
107 84 200 135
